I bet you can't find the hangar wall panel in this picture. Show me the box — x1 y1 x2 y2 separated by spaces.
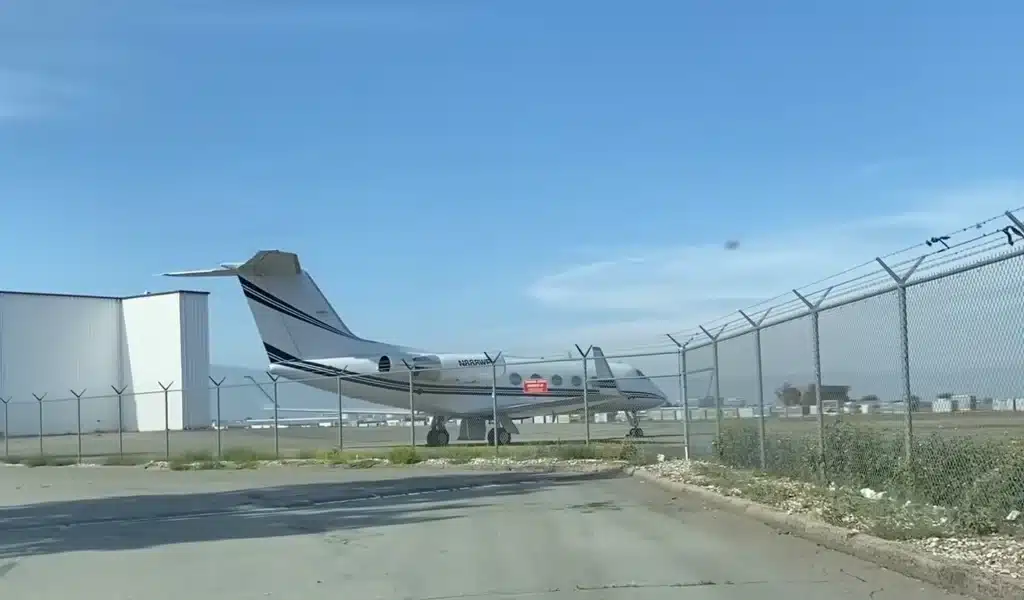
0 293 122 436
122 293 185 432
179 292 211 428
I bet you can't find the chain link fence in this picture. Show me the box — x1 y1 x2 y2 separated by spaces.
2 208 1023 533
701 211 1024 535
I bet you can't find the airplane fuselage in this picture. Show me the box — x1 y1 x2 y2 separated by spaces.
267 351 666 420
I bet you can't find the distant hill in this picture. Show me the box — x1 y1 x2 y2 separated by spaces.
206 365 402 423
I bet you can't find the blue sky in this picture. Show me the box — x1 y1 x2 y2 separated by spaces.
2 0 1024 368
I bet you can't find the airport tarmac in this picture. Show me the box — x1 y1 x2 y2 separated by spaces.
8 412 1018 464
3 421 713 462
0 465 963 599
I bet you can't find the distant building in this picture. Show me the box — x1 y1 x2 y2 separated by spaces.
775 383 851 407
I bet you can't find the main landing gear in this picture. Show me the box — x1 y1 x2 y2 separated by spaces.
486 427 512 446
425 416 450 447
625 410 644 439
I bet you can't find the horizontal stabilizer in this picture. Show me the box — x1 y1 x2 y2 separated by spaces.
163 250 302 278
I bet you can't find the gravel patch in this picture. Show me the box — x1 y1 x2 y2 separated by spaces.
641 458 1024 581
909 536 1024 580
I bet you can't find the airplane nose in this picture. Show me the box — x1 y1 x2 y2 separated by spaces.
649 379 668 402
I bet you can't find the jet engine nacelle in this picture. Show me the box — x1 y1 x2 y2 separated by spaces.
376 354 415 374
375 353 438 376
375 352 506 382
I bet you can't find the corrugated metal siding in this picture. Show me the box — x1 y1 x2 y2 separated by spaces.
0 292 122 436
179 292 211 429
122 294 183 432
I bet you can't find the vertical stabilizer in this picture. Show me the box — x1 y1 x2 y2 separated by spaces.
164 250 378 362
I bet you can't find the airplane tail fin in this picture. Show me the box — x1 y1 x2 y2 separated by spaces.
164 250 378 362
591 346 624 396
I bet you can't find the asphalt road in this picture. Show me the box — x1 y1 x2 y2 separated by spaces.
0 466 964 599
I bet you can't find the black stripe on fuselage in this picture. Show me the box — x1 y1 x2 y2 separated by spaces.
243 280 639 396
239 276 361 340
263 343 662 401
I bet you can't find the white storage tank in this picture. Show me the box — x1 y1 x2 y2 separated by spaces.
952 395 977 411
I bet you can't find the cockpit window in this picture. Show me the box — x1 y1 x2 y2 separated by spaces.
635 369 645 377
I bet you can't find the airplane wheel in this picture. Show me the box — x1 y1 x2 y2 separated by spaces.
487 428 510 446
436 429 450 447
426 430 439 447
632 427 644 438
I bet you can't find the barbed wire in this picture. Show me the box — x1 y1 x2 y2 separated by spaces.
576 205 1024 355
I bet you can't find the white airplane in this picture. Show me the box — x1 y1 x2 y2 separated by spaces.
164 250 668 446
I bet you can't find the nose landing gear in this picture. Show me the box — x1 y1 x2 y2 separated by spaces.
625 410 644 438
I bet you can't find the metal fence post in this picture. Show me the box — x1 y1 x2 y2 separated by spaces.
342 372 350 448
666 334 694 460
484 351 503 454
209 376 226 459
876 256 925 464
698 326 727 438
111 385 127 459
32 393 46 458
158 381 174 460
1 397 10 460
402 361 416 448
575 344 593 445
70 389 86 464
793 288 832 481
267 373 280 459
739 309 772 470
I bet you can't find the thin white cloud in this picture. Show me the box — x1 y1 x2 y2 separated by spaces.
853 158 916 179
161 4 460 33
0 69 83 121
521 182 1024 353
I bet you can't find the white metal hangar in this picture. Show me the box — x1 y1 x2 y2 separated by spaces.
0 289 211 437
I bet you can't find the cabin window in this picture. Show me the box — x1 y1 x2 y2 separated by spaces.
571 375 582 387
509 373 522 385
551 375 563 386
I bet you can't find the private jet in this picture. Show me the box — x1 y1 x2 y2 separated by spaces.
164 250 668 446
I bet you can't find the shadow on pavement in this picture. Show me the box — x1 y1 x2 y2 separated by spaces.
0 469 622 559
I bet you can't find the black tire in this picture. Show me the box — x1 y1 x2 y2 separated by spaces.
426 430 439 446
633 427 644 438
436 429 450 447
487 428 510 446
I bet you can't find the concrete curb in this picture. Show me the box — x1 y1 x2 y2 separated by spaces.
624 466 1023 600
